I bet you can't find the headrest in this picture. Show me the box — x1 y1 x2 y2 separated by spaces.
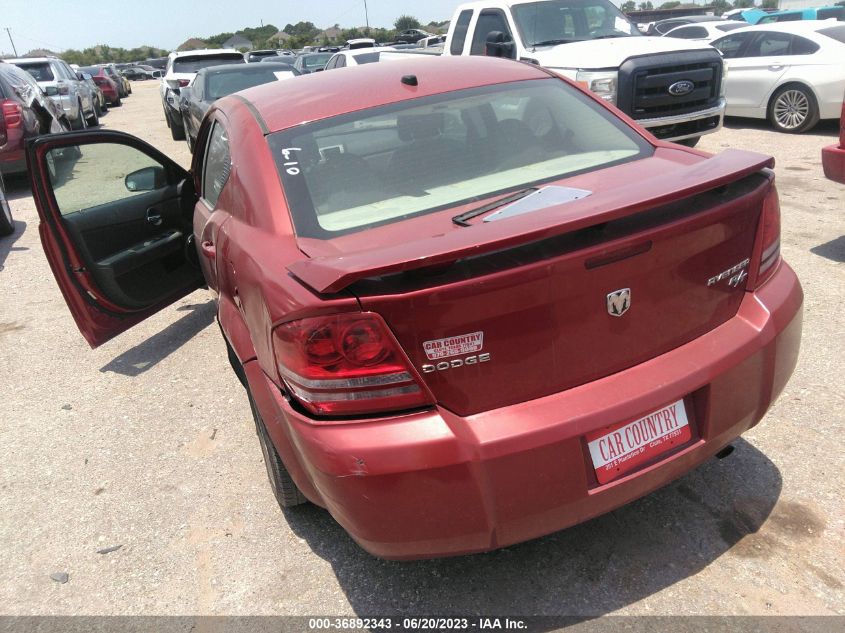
397 113 443 142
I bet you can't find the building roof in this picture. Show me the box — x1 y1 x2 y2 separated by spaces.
272 31 292 41
177 38 208 52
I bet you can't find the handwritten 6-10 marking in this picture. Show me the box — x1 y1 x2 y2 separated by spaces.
281 147 302 175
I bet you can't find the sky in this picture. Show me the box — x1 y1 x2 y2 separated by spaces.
0 0 473 54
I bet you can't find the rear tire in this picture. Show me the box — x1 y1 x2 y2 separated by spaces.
0 195 14 237
167 108 185 141
113 95 122 107
86 102 99 127
70 100 86 130
768 84 819 134
248 389 308 509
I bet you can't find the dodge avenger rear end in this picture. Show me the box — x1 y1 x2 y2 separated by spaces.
26 56 802 559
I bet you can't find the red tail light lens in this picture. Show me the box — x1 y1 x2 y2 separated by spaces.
754 184 781 288
1 99 22 127
178 79 190 88
273 313 434 417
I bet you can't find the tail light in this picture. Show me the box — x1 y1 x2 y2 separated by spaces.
0 99 22 145
753 184 781 289
273 312 434 417
177 79 190 88
58 84 70 96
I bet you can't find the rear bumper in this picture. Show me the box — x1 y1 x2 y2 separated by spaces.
822 143 845 184
247 261 802 559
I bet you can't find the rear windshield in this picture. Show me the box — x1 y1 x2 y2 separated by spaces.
352 52 384 64
819 25 845 43
302 53 333 68
817 7 845 20
79 66 100 75
173 55 245 73
16 62 54 82
716 23 745 32
269 79 651 238
205 69 294 99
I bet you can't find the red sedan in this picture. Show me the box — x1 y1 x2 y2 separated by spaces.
79 66 121 106
822 94 845 183
26 57 802 559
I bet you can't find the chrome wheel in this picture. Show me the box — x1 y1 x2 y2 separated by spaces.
773 89 810 131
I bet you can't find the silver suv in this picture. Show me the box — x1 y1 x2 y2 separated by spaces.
5 56 97 129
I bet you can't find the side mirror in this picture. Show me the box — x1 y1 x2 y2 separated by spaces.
125 166 166 192
485 31 516 59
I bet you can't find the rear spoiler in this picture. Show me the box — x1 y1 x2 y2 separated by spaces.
288 149 774 294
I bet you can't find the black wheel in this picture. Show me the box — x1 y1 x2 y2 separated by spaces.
186 131 195 154
70 100 86 130
248 390 308 508
86 101 99 127
675 136 700 148
768 84 820 134
167 109 185 141
0 193 13 237
113 95 122 107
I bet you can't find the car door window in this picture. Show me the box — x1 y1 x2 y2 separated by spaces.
470 10 513 55
713 33 753 58
746 32 792 57
202 122 231 207
49 144 163 215
790 35 820 55
334 55 347 69
450 9 474 55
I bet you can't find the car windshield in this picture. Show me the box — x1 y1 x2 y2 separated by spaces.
303 54 333 68
16 62 54 82
512 0 640 47
205 69 294 99
173 55 245 73
269 78 651 238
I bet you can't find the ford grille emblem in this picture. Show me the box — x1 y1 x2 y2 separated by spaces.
607 288 631 317
668 80 695 96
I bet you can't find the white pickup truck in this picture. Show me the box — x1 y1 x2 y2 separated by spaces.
441 0 727 146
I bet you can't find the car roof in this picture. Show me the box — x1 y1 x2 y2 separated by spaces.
724 19 845 35
4 57 59 64
229 56 551 134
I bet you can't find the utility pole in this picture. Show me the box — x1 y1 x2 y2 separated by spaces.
363 0 370 34
4 27 18 57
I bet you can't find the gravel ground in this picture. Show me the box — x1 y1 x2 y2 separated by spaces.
0 80 842 618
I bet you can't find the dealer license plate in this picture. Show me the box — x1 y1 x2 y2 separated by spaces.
587 399 691 485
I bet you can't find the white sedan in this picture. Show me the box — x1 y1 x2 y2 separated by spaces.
323 46 398 71
711 21 845 133
663 20 748 43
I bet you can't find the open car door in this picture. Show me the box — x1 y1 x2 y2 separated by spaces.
27 130 204 347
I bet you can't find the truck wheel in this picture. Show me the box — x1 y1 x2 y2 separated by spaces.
768 84 819 134
675 137 700 148
247 389 308 508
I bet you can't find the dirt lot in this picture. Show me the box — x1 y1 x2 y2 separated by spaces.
0 80 843 618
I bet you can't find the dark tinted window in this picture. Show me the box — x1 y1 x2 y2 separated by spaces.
205 68 293 99
470 10 512 55
667 26 707 39
746 32 793 56
790 35 820 55
79 66 101 75
173 55 245 73
352 52 382 64
450 10 473 54
716 23 746 32
656 20 688 35
819 25 845 43
817 7 845 20
16 62 54 81
712 32 753 58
